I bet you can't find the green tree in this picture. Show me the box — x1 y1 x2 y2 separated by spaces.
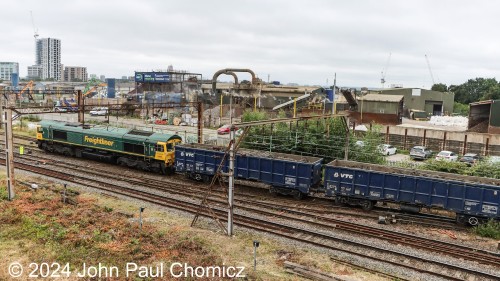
239 110 384 164
450 78 500 104
431 83 448 92
453 102 469 116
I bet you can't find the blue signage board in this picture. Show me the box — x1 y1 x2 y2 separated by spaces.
134 72 170 83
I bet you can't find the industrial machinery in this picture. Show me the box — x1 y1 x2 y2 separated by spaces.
82 78 107 98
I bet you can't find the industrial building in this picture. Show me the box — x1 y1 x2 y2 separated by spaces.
348 94 404 125
335 92 404 125
28 37 62 81
468 100 500 134
63 66 88 82
0 62 19 81
378 88 454 117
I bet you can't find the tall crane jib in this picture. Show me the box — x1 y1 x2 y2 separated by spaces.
30 11 39 40
380 53 391 88
425 54 436 86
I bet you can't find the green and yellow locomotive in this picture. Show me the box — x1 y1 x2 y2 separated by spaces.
36 120 181 174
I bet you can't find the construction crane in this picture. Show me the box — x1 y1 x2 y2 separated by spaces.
17 80 35 101
380 52 391 88
81 78 107 98
83 83 107 98
30 11 39 40
425 54 435 86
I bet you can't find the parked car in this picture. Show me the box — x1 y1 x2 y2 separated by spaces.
410 146 433 160
435 150 459 161
89 107 108 116
355 140 365 147
235 128 244 137
486 156 500 164
217 124 238 135
54 107 68 113
377 144 397 156
459 153 482 166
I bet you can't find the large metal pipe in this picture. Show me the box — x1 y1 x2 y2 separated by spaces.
223 71 239 85
212 68 256 93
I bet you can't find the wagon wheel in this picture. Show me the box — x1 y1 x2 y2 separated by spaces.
269 188 278 197
202 175 212 183
63 149 72 157
293 192 304 200
333 196 344 206
468 216 479 226
361 200 374 211
455 215 466 225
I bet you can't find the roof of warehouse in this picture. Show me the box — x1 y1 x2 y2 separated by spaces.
361 94 404 102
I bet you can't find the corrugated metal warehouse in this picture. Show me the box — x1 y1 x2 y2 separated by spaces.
349 94 404 125
468 100 500 134
379 88 455 117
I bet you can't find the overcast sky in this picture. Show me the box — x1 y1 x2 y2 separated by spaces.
2 0 499 88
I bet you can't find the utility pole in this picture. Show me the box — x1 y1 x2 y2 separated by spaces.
77 90 84 124
227 116 235 236
332 73 336 115
4 107 15 200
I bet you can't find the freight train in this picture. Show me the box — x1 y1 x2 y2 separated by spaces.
36 120 181 174
35 120 500 225
176 143 500 225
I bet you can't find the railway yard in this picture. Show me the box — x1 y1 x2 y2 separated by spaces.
1 123 500 281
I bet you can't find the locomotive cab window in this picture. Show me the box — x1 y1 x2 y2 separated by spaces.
155 144 164 152
37 126 43 133
167 143 175 152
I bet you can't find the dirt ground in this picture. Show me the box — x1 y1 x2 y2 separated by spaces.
0 175 387 281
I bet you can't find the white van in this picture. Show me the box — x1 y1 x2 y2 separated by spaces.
89 107 108 116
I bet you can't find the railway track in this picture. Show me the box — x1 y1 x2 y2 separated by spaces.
13 151 494 264
9 151 497 264
6 134 466 231
3 153 500 280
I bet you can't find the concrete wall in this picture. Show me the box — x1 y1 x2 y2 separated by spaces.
377 125 500 156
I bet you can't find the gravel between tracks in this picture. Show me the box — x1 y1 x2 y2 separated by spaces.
13 150 500 280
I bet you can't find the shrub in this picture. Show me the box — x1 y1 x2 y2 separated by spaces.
472 220 500 239
421 160 469 174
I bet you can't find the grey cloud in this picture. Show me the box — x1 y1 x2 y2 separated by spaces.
1 0 499 87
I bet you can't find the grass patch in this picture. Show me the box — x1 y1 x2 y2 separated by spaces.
0 185 8 200
0 187 223 277
0 178 394 280
473 220 500 239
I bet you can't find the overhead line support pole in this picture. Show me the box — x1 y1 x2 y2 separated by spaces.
4 107 15 200
228 129 235 236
